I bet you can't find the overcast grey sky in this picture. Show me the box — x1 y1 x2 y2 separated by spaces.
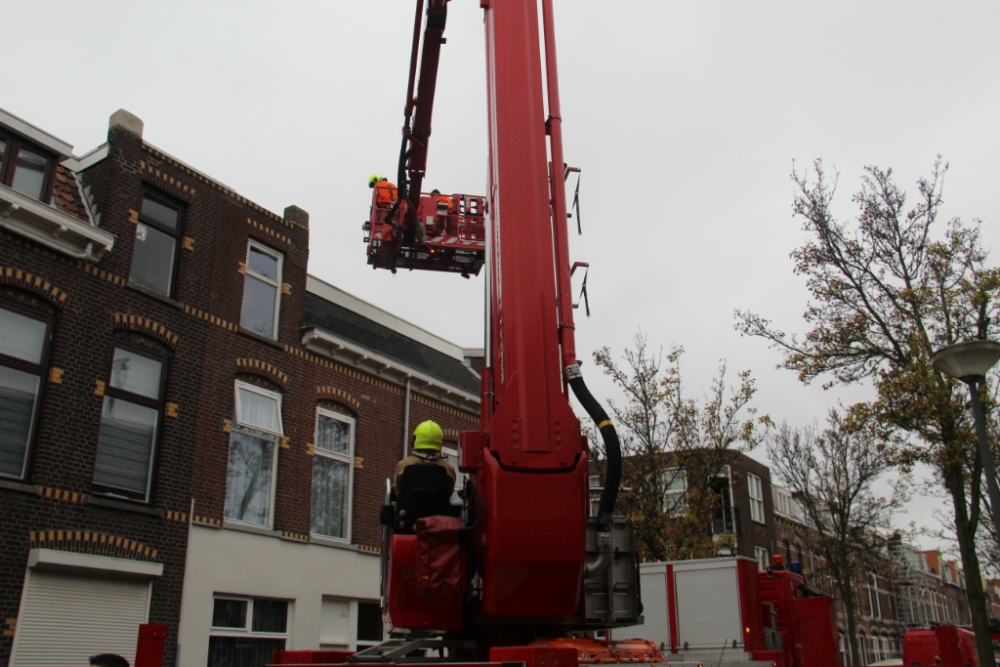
5 1 998 546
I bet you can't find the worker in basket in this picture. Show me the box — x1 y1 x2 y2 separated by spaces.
369 174 398 208
430 188 455 214
394 420 456 493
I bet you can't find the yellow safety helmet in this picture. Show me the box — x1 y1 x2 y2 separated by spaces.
368 174 382 188
413 420 444 451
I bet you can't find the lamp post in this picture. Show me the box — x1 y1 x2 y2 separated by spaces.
931 340 1000 544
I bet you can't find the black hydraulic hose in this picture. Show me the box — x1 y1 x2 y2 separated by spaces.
384 128 409 229
569 375 621 532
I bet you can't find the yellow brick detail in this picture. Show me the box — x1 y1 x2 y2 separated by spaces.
181 236 195 251
280 437 290 450
223 419 232 433
129 210 139 224
165 402 179 418
94 380 106 396
354 456 364 469
281 282 292 295
49 368 64 384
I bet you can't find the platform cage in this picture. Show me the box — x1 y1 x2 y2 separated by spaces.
365 190 487 276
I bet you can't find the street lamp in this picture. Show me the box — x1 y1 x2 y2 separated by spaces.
932 340 1000 543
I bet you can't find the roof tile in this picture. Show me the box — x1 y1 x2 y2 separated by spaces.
51 164 91 225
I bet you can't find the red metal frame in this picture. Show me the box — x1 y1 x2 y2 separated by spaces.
366 191 486 275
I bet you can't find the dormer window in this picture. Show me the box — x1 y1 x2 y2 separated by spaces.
0 132 53 202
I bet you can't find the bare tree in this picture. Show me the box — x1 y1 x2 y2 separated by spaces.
592 332 771 560
770 406 906 666
737 158 1000 666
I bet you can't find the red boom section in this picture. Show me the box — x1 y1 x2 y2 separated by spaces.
471 0 586 620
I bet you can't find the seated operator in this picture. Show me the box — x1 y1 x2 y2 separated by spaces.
369 174 398 208
393 420 457 495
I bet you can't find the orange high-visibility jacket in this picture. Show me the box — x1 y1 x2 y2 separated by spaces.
375 180 398 207
434 194 455 214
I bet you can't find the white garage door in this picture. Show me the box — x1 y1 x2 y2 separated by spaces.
10 570 151 667
674 564 742 649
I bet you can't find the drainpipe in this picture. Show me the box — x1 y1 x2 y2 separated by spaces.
403 377 412 459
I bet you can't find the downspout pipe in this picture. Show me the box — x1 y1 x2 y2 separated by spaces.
403 377 412 459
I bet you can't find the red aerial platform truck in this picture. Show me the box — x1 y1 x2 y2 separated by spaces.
299 1 636 665
277 2 842 667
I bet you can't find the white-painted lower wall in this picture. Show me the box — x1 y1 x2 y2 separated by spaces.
177 524 379 665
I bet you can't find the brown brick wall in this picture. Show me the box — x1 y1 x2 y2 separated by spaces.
0 122 479 664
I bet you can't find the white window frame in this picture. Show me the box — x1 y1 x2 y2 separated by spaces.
661 467 687 516
441 444 465 492
0 303 50 481
226 381 282 527
589 474 601 488
209 595 288 647
242 239 283 339
748 473 765 524
868 572 882 619
234 381 284 437
319 598 383 651
755 546 769 571
311 407 356 542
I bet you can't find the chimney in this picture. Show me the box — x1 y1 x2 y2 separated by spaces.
109 109 143 138
284 205 309 227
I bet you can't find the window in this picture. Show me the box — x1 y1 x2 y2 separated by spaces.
590 497 600 518
225 381 282 525
748 473 765 523
755 546 769 571
311 408 355 540
92 345 166 500
662 467 687 516
868 573 882 618
320 598 383 650
209 596 288 666
589 474 601 488
0 132 53 201
441 444 466 491
240 241 282 339
0 304 50 479
130 188 184 297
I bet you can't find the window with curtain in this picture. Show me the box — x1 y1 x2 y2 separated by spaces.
311 409 355 540
240 241 282 339
92 345 165 500
0 304 50 479
226 381 282 526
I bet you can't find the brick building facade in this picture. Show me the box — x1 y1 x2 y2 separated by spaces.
0 107 481 665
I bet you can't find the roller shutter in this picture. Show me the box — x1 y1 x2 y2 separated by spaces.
674 563 742 649
10 570 150 667
637 569 669 646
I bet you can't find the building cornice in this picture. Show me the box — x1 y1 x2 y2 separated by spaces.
0 184 115 261
302 327 479 412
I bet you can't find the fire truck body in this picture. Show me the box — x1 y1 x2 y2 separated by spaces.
611 558 839 667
